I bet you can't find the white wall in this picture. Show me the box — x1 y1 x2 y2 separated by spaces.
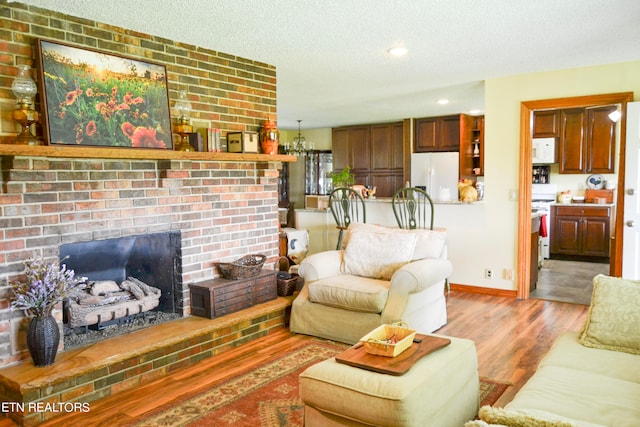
482 59 640 289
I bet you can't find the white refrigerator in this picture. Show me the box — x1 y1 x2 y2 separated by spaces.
410 152 459 201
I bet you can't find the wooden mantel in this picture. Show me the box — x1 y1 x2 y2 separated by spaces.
0 144 297 163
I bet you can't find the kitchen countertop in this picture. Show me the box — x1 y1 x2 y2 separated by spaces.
362 197 480 205
551 202 615 207
296 197 484 212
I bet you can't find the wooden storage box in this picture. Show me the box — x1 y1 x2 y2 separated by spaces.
189 270 277 319
585 189 614 203
227 131 259 153
305 195 329 210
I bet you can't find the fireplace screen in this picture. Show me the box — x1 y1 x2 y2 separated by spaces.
59 231 183 332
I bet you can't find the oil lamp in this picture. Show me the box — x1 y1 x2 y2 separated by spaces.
11 65 41 145
173 90 194 151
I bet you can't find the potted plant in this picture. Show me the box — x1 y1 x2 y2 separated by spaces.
11 257 85 366
330 166 355 188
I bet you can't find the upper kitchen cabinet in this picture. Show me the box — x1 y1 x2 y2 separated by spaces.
459 114 484 179
586 105 617 173
559 105 616 174
414 115 460 152
370 122 405 197
332 125 370 176
559 108 586 174
332 121 405 196
532 110 561 138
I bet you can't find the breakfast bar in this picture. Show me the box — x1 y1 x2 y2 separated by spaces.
295 197 478 254
294 197 491 291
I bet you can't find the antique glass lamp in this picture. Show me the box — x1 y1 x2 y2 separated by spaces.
11 65 41 145
173 90 194 151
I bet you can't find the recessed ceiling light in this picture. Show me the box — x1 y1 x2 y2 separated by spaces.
437 99 449 105
469 109 482 115
388 47 408 57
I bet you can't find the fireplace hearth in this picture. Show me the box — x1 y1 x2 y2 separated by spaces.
58 231 183 347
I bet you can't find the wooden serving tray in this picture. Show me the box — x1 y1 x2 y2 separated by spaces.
335 333 451 376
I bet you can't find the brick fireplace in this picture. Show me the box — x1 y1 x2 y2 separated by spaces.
0 2 289 368
0 156 283 367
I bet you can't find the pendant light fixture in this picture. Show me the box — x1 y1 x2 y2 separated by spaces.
284 120 314 156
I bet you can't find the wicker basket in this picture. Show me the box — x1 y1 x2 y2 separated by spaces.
277 276 298 296
360 323 416 357
216 254 266 280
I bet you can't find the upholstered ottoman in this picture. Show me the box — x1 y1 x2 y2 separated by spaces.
299 335 479 427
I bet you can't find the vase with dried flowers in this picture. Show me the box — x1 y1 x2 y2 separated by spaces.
11 257 86 366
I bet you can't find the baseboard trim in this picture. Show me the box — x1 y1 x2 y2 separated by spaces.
450 283 518 298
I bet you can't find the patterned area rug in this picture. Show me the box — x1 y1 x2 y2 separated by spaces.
132 340 509 427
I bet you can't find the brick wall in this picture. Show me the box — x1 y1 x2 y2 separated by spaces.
0 1 281 366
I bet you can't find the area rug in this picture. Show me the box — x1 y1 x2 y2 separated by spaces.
132 340 510 427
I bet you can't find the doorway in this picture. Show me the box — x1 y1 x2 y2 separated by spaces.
516 92 634 300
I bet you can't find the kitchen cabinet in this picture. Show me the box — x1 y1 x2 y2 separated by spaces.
414 115 460 152
331 127 349 171
332 121 404 197
533 110 560 138
550 205 612 259
277 145 295 227
558 105 617 174
371 122 404 196
586 106 617 173
332 125 371 186
559 108 586 174
459 114 484 179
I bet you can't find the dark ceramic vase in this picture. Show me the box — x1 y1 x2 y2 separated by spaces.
26 315 60 367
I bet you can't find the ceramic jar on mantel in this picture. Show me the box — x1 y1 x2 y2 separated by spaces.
259 120 279 155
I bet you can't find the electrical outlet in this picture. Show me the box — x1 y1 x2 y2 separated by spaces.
485 269 492 279
504 268 513 280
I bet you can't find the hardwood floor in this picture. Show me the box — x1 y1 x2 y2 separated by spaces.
437 291 588 406
0 291 588 426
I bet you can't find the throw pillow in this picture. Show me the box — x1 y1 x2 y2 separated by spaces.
578 274 640 355
478 406 579 427
341 223 387 248
410 228 446 260
342 223 446 260
343 229 417 280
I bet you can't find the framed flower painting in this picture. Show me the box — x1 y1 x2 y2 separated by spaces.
35 39 173 149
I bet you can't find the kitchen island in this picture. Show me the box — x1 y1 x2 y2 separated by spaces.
294 197 493 290
296 197 470 253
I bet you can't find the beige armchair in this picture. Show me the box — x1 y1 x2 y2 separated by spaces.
290 223 452 344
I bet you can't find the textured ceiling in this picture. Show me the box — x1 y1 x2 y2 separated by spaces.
15 0 640 129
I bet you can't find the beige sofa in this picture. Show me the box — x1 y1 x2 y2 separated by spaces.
467 274 640 427
290 223 452 344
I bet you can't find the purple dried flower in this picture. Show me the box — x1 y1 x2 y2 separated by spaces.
11 257 87 318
